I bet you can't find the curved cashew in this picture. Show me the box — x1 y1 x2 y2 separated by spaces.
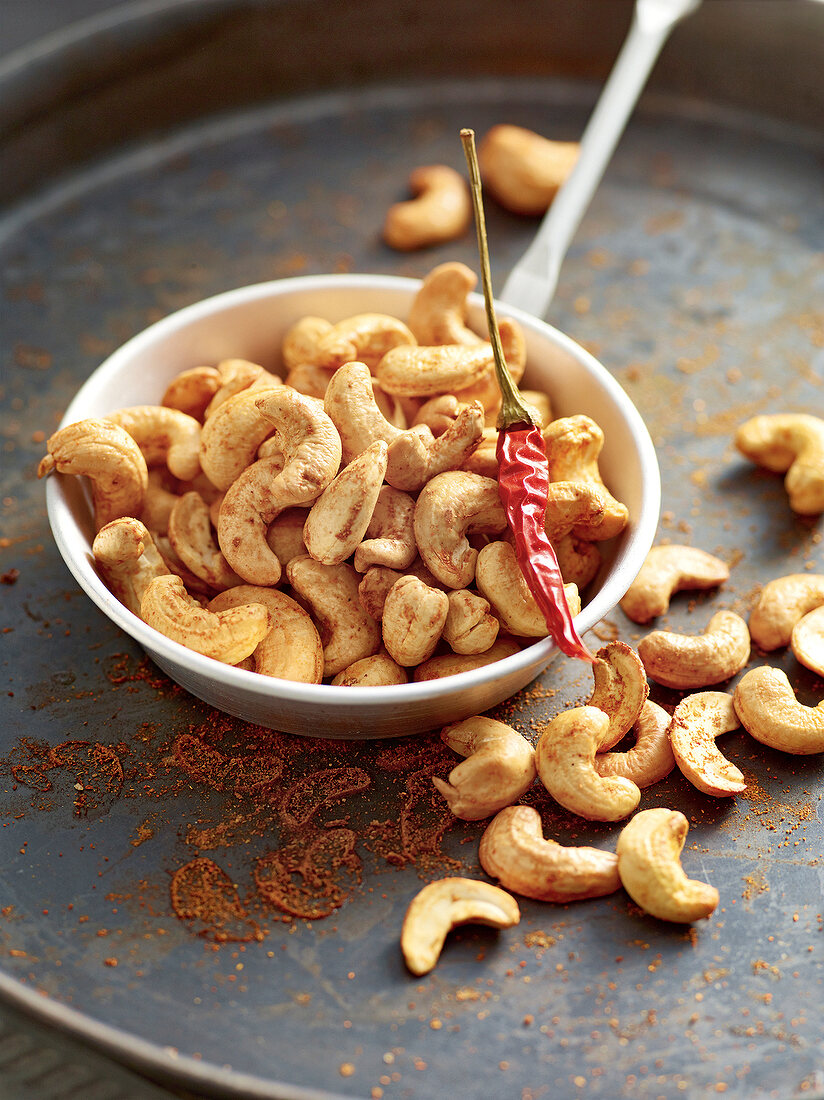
735 412 824 514
792 605 824 677
330 652 408 686
414 472 507 588
353 485 416 573
315 313 416 371
478 805 620 902
413 637 521 681
407 262 484 346
106 406 201 482
383 165 471 252
616 809 719 923
535 706 641 821
475 540 580 637
733 666 824 754
265 507 309 568
443 589 499 654
208 585 323 682
382 576 449 667
140 574 270 664
199 383 284 491
281 315 333 372
324 361 404 463
168 491 242 590
543 482 608 544
478 124 579 216
619 545 730 624
386 401 484 493
554 533 602 589
749 573 824 650
588 640 649 750
432 716 536 821
218 390 342 586
286 556 381 677
638 610 750 690
400 877 519 977
375 343 501 398
544 415 628 541
203 359 278 419
92 517 169 617
669 691 745 796
38 418 149 530
303 440 388 565
594 700 675 788
162 366 221 421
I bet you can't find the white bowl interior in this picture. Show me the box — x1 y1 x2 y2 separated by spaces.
46 274 660 738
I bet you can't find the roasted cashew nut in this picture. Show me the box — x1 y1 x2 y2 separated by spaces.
217 390 342 586
543 415 628 541
207 585 323 683
735 412 824 514
535 706 641 821
162 366 222 421
554 533 602 590
543 481 608 543
383 165 472 252
413 637 521 681
330 652 408 687
168 491 242 590
315 313 416 371
479 805 620 903
400 877 520 977
407 262 485 346
281 315 334 372
616 809 719 923
432 716 536 821
140 574 270 664
323 361 404 464
353 485 417 573
38 418 149 531
386 400 485 492
594 700 675 788
442 589 499 655
286 556 381 677
638 610 751 690
619 545 730 624
475 540 580 637
413 472 507 589
382 575 449 667
106 406 202 482
303 440 388 565
748 574 824 651
733 666 824 754
375 342 502 399
199 383 284 491
587 640 649 750
451 319 527 414
92 517 169 617
478 124 579 216
669 691 745 796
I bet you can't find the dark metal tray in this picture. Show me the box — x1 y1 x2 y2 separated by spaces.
2 2 824 1097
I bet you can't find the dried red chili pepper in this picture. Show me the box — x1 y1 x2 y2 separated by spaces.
461 128 593 663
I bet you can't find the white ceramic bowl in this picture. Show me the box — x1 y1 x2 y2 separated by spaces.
45 274 660 738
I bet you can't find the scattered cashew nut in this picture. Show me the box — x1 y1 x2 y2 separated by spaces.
383 165 471 252
587 640 649 750
620 545 730 624
735 412 824 514
733 666 824 754
669 691 745 796
432 716 536 821
478 124 579 216
594 700 675 788
748 574 824 651
638 610 751 690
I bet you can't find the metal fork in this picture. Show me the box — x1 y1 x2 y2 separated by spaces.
499 0 703 318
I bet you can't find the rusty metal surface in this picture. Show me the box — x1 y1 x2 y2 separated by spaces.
2 4 824 1099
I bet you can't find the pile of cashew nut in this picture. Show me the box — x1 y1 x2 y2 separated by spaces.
38 261 630 688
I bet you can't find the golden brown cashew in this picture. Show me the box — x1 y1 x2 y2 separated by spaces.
413 395 462 436
218 390 342 586
207 585 323 683
303 440 388 565
386 401 485 493
265 507 309 568
432 716 536 821
400 877 520 977
535 706 641 821
375 343 501 399
414 471 507 588
733 666 824 754
543 482 607 543
748 574 824 650
92 517 169 617
383 165 472 252
792 605 824 677
616 808 719 923
594 700 675 788
554 533 602 590
619 545 730 624
315 313 416 371
479 805 620 903
735 412 824 514
140 574 270 664
168 491 242 590
162 366 222 421
286 556 381 677
382 576 449 667
324 361 404 464
199 383 284 491
638 610 751 690
669 691 745 796
407 262 485 346
414 637 521 681
330 652 408 686
106 406 201 482
543 415 628 541
353 485 416 573
475 540 579 637
38 418 149 530
443 589 499 654
281 316 334 372
478 124 579 216
588 640 650 750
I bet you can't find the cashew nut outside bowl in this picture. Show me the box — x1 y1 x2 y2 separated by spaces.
43 274 659 737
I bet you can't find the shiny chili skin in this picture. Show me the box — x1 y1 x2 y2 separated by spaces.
496 425 593 662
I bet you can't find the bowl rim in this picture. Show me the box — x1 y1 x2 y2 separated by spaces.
47 272 661 708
